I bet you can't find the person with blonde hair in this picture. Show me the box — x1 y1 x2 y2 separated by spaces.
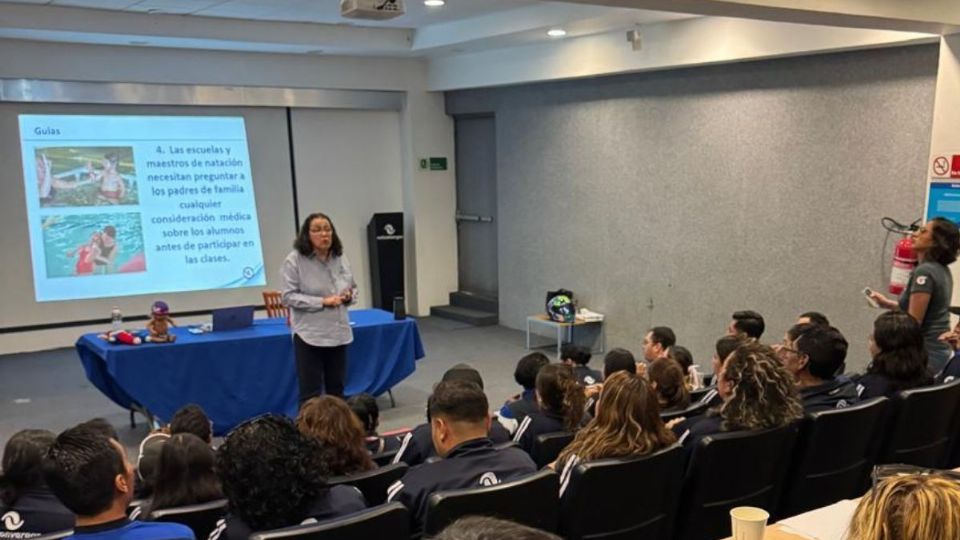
674 341 803 447
296 396 375 476
552 371 676 496
847 473 960 540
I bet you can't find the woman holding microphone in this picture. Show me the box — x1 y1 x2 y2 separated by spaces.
869 217 960 374
281 212 356 402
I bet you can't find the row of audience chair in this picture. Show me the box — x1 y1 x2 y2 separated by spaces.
127 379 960 540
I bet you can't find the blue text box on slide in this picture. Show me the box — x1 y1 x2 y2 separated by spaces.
926 182 960 225
19 114 266 302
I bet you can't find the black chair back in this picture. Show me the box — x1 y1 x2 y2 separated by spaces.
372 449 399 467
423 469 558 537
689 387 712 403
778 398 888 518
148 498 229 540
559 445 684 540
878 379 960 468
531 432 574 469
327 463 408 506
249 502 409 540
660 400 709 424
677 424 798 540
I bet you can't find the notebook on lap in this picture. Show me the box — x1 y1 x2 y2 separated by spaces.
211 306 255 332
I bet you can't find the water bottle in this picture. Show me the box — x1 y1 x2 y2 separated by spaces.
110 307 123 331
689 364 704 390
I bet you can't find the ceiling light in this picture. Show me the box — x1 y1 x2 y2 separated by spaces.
546 28 567 38
424 0 445 7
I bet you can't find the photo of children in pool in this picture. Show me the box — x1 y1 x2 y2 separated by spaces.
36 147 138 207
42 213 146 278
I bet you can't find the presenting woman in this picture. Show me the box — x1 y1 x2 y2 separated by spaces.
281 212 356 401
870 217 960 374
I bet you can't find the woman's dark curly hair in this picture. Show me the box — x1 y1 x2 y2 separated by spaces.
215 415 330 531
296 396 375 476
293 212 343 257
1 429 56 506
925 217 960 266
718 341 803 432
868 311 932 393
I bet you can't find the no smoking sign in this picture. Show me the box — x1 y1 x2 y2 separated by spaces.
932 155 960 179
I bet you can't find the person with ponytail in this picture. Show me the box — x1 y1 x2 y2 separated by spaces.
513 364 586 455
0 429 74 536
648 358 691 412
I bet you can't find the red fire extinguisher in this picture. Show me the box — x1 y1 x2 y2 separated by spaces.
889 236 917 295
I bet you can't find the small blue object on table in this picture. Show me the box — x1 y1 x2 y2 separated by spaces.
75 308 425 435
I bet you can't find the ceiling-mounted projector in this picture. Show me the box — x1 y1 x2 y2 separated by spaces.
341 0 405 20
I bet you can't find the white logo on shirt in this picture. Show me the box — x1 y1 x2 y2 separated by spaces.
478 472 501 487
916 276 928 286
1 512 23 531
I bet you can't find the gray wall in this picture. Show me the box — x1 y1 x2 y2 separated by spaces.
446 45 939 371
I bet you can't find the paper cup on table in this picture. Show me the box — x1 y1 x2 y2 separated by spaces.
730 506 769 540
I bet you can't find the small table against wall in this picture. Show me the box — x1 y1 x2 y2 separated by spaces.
525 314 605 360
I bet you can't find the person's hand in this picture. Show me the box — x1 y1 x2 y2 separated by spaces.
584 384 602 398
665 417 685 429
869 290 897 310
635 362 648 379
322 295 343 308
340 288 354 303
939 330 960 351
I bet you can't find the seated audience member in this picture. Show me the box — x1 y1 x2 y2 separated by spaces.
78 418 120 442
135 432 169 498
668 345 698 389
777 323 858 412
854 312 934 399
513 364 586 454
211 415 365 540
561 344 601 386
435 516 562 540
583 348 638 414
697 335 746 407
394 365 511 467
847 473 960 540
168 404 213 445
0 430 74 536
346 393 402 455
138 433 222 518
935 316 960 383
648 359 691 412
387 381 536 534
642 327 676 363
553 371 676 496
728 310 765 340
797 311 830 326
297 395 375 477
43 424 195 540
674 342 802 448
498 353 550 423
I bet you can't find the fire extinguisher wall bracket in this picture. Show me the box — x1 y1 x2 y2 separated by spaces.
889 236 917 295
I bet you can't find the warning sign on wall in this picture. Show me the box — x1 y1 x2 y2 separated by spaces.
932 154 960 179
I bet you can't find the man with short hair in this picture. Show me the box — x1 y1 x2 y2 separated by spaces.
168 404 213 444
777 324 858 412
797 311 830 327
728 310 765 339
43 425 194 540
387 381 537 534
642 327 676 362
499 353 550 423
394 364 511 466
560 344 600 386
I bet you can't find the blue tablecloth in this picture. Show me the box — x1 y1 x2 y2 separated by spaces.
76 309 424 435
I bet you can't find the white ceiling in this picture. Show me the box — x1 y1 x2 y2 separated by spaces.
0 0 696 56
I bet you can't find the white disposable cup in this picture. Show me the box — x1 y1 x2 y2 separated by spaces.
730 506 769 540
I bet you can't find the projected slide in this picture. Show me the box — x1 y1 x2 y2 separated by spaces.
19 115 266 302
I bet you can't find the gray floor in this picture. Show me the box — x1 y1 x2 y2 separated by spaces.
0 317 579 456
